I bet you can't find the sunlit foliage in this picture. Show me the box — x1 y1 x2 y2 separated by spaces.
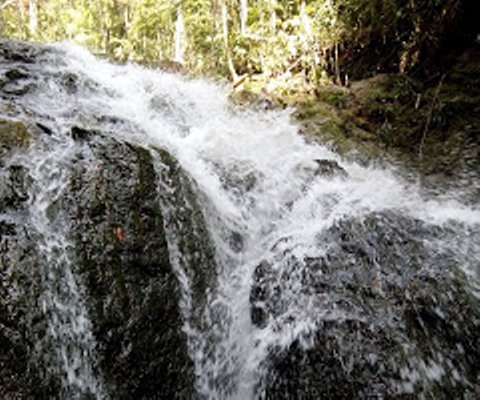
1 0 475 89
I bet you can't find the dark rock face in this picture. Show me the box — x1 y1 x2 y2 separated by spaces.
0 39 202 398
0 40 40 98
252 212 480 399
0 188 38 399
313 158 347 177
0 114 39 398
68 134 196 399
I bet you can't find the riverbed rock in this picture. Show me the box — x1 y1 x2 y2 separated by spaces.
0 38 207 399
0 156 40 397
251 212 480 398
313 159 347 177
295 45 480 200
66 133 196 398
0 127 201 399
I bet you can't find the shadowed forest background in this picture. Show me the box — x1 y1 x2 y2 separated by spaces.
1 0 480 179
1 0 479 93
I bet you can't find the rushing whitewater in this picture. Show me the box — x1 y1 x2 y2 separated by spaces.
21 134 107 398
0 40 478 399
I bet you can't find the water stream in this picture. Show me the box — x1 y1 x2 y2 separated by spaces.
20 126 107 397
1 41 479 398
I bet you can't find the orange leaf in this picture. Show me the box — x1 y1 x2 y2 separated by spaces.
114 227 125 242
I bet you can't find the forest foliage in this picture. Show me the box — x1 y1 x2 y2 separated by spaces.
1 0 478 94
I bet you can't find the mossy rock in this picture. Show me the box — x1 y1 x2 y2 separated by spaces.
314 85 349 108
293 99 383 161
295 57 480 193
348 74 420 126
230 88 286 110
0 119 33 159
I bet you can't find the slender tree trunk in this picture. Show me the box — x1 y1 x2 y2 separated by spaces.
334 42 340 85
221 0 237 80
240 0 248 35
174 2 184 63
28 0 37 39
124 3 129 29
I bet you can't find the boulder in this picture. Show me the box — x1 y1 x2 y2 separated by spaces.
66 133 195 398
0 38 211 398
252 212 480 398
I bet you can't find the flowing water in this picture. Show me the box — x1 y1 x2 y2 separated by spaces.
20 134 107 398
1 41 479 398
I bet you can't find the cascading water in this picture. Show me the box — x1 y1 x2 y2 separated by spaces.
20 134 107 398
0 40 478 399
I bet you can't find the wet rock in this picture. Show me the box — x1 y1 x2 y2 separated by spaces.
0 123 55 397
0 39 203 398
5 69 29 81
0 117 33 400
154 147 217 307
250 261 274 328
313 159 347 177
71 125 97 141
0 127 201 398
229 231 244 253
0 209 41 398
0 69 35 97
221 164 260 193
0 39 44 64
252 212 480 398
0 165 29 210
68 134 197 399
60 72 79 94
0 119 32 146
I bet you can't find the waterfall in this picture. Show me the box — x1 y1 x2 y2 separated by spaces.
0 40 478 399
14 126 107 396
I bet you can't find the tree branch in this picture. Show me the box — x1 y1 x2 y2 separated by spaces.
1 0 15 10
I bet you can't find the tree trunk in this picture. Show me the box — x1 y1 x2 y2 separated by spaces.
334 42 341 85
240 0 248 35
28 0 37 39
221 0 237 80
174 2 184 64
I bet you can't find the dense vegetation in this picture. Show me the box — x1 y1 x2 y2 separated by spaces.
1 1 479 175
1 0 479 94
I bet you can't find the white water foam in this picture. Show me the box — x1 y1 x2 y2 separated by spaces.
14 130 108 398
19 42 480 398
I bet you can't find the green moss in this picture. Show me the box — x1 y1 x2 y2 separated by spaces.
293 98 386 160
295 48 480 189
315 87 348 108
0 119 33 159
0 119 32 147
